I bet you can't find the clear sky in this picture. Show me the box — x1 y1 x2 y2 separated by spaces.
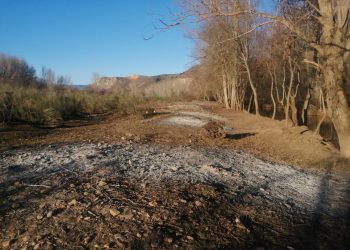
0 0 274 85
0 0 194 84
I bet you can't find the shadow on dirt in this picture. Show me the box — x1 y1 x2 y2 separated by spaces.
303 157 350 249
225 132 256 140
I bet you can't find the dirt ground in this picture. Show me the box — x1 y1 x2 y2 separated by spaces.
1 101 350 249
1 101 345 171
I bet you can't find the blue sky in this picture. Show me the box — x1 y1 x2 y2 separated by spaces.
0 0 274 85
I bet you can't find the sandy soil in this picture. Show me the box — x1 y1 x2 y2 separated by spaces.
1 101 350 249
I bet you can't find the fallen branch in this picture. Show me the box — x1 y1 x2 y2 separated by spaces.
24 184 51 188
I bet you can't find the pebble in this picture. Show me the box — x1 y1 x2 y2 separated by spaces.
165 237 173 243
195 200 202 207
109 209 120 217
36 214 43 220
1 241 10 249
98 180 107 187
186 236 194 241
148 201 157 207
68 199 78 206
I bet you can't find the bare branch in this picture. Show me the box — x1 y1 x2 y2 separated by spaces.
216 21 274 45
302 59 322 69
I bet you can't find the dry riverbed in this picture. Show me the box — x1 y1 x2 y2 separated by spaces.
1 102 350 249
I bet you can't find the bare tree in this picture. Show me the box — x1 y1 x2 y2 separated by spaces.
41 67 56 85
0 54 36 86
171 0 350 157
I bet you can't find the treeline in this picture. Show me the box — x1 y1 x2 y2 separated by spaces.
0 54 153 127
179 0 350 157
0 54 72 87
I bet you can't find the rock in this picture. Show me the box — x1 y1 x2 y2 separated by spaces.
136 233 142 238
46 211 53 218
109 209 120 217
114 234 127 244
1 241 11 249
141 211 150 219
186 236 194 241
21 235 30 243
36 214 44 220
70 184 75 188
165 237 173 243
68 199 78 206
119 209 133 220
179 199 187 204
148 201 157 207
194 200 202 207
98 180 107 187
83 235 93 244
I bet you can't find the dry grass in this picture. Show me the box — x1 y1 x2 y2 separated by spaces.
0 83 162 127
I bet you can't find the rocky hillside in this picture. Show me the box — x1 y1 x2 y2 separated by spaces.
90 73 192 97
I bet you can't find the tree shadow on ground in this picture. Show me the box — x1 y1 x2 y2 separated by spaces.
303 156 350 249
225 132 256 140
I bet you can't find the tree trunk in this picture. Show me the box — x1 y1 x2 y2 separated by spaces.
290 97 298 126
323 57 350 157
243 58 259 116
247 93 253 113
269 70 276 120
222 72 230 109
285 56 295 127
317 1 350 157
230 77 239 110
301 88 311 125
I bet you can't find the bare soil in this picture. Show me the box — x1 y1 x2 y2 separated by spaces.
1 101 350 249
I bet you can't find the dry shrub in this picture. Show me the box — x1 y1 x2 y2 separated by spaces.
0 83 162 127
202 120 226 138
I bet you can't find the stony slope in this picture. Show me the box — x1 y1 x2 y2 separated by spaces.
90 73 192 97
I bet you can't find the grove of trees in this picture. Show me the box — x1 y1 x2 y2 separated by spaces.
173 0 350 157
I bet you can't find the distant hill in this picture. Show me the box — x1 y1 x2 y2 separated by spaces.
71 84 88 89
89 72 192 97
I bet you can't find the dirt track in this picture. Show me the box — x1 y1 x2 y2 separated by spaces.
1 103 350 249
